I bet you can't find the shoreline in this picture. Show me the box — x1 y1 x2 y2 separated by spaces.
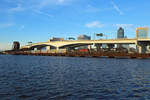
3 51 150 59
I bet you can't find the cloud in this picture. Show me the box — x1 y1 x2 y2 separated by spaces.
9 4 24 12
111 1 123 15
33 10 53 18
0 23 14 28
85 21 105 28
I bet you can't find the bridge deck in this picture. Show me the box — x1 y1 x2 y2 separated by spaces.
21 38 150 49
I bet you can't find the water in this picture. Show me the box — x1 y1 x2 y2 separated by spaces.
0 55 150 100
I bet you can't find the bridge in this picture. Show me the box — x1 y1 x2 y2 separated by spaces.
21 38 150 53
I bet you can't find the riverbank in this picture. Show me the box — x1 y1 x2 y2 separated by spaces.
4 51 150 59
0 52 4 55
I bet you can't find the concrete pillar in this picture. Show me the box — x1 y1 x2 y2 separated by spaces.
34 48 37 51
56 47 59 50
137 42 148 54
137 45 147 54
147 45 150 52
88 45 92 50
46 46 51 51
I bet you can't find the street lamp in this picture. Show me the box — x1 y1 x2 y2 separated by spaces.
95 33 108 39
67 37 75 40
95 33 104 40
96 33 103 37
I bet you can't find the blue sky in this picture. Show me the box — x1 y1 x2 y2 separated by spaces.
0 0 150 50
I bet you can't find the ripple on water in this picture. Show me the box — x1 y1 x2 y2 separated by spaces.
0 55 150 100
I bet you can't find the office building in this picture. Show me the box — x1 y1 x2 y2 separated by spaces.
77 35 91 40
117 27 124 48
136 27 148 38
117 27 124 39
12 41 20 50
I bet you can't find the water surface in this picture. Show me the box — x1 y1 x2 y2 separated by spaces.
0 55 150 100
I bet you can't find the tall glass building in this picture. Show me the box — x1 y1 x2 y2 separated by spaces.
136 27 148 38
117 27 124 39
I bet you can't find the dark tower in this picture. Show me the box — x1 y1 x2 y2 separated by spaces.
117 27 124 39
12 41 20 50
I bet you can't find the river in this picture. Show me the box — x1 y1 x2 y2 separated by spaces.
0 55 150 100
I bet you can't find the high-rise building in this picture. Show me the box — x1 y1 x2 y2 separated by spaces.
117 27 124 39
136 27 148 38
77 35 91 40
12 41 20 50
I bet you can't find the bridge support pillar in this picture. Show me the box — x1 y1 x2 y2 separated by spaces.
137 45 147 54
137 42 148 54
88 45 92 50
46 46 51 51
56 47 59 51
34 48 37 51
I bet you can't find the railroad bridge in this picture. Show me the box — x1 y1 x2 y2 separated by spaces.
21 38 150 53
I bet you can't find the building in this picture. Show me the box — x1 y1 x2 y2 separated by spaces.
77 35 91 40
77 35 91 49
49 37 64 41
117 27 125 48
12 41 20 50
117 27 124 39
136 27 148 38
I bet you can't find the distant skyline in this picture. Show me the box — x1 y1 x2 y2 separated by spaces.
0 0 150 50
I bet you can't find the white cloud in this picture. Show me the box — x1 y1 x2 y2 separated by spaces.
85 21 105 28
0 23 14 28
111 1 123 15
33 10 53 18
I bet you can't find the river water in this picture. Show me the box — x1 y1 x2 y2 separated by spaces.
0 55 150 100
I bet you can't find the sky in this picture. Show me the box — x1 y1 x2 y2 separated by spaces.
0 0 150 50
